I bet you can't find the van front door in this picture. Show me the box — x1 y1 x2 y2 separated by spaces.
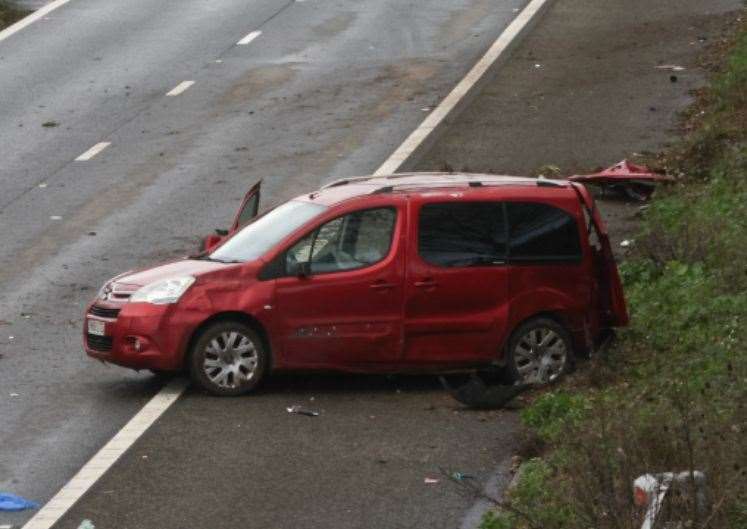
274 203 405 367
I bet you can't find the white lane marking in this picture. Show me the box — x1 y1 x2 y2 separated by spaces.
0 0 74 44
75 142 111 161
374 0 554 175
21 380 187 529
166 80 195 97
237 30 262 45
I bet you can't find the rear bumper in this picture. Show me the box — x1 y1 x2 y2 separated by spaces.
84 302 194 371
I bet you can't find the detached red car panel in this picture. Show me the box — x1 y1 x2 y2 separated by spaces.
84 173 628 396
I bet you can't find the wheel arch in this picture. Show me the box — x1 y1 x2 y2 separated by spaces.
183 311 273 369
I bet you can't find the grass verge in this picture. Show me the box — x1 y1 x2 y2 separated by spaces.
483 10 747 529
0 0 29 30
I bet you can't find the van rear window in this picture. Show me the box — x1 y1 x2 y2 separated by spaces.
418 202 507 267
506 202 581 261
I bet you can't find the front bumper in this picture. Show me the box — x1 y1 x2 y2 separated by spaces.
84 301 194 371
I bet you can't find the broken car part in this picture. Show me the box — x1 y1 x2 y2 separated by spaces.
568 160 675 201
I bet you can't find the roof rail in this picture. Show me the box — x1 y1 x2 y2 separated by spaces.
536 176 565 188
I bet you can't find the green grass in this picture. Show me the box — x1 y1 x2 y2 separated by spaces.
484 12 747 529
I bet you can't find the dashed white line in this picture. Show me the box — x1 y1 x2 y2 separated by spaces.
166 80 195 96
75 142 110 161
0 0 74 44
374 0 554 175
21 380 187 529
237 30 262 45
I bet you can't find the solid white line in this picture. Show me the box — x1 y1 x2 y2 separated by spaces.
75 142 111 161
237 30 262 45
166 80 195 97
21 380 187 529
374 0 553 175
0 0 74 44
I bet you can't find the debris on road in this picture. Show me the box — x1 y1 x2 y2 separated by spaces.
424 477 440 485
655 64 686 71
286 405 319 417
9 393 19 398
0 493 38 512
440 375 531 410
568 160 675 201
620 239 632 247
41 121 59 128
76 520 96 529
450 472 475 482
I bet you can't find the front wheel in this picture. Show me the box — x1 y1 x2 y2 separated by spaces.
189 321 268 396
506 317 573 385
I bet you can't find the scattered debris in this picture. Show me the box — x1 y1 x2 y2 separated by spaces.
440 375 531 409
450 472 475 482
38 183 47 188
534 63 542 69
9 393 19 398
569 160 675 201
0 493 38 512
655 64 686 71
620 239 632 248
50 216 62 221
42 121 59 128
634 471 708 529
77 520 96 529
424 477 440 485
286 405 319 417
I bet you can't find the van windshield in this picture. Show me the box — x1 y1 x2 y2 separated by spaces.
210 200 327 262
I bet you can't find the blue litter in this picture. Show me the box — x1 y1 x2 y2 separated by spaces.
0 493 39 512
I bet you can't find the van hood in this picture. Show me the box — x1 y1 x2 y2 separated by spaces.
114 259 237 288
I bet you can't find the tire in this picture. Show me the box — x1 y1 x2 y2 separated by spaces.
188 321 268 396
506 317 573 385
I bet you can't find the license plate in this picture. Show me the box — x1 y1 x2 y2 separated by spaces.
88 319 106 337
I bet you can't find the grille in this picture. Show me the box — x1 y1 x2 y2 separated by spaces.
87 334 113 352
89 305 121 319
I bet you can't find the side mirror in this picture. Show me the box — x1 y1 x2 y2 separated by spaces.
290 261 311 278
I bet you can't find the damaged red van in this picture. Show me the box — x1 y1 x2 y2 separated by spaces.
84 173 628 396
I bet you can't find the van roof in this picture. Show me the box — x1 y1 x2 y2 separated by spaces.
299 172 574 206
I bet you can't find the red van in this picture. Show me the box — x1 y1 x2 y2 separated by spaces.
84 173 628 396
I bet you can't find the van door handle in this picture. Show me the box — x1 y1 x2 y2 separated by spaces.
370 280 397 291
414 278 437 288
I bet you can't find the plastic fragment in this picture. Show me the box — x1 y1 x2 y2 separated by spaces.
424 477 440 484
451 472 475 482
655 64 686 71
620 239 632 247
77 520 96 529
286 405 319 417
0 493 39 512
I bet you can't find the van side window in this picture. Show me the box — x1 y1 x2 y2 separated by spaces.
418 202 507 267
507 202 582 261
286 207 397 274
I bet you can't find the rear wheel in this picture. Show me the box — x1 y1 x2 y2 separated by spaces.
188 321 268 396
506 317 573 385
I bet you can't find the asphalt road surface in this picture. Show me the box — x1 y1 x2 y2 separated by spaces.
0 0 528 526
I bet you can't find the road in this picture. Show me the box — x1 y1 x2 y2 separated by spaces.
0 0 529 527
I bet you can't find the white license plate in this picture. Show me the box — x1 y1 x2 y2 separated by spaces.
88 319 106 337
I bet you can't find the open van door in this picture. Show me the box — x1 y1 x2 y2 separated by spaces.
230 181 262 233
571 182 629 327
201 181 262 252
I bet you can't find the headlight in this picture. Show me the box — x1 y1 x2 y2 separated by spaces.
130 276 196 305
